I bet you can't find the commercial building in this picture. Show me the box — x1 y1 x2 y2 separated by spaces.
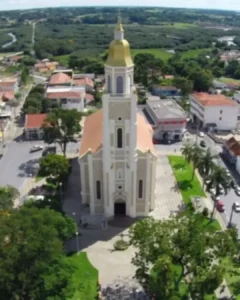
145 99 187 142
190 92 238 131
24 114 46 140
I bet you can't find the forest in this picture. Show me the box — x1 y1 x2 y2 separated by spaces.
1 6 240 58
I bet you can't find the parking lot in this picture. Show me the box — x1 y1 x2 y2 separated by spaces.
0 140 80 195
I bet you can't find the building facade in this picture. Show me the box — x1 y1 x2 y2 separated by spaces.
145 99 187 142
79 18 157 218
190 93 238 131
24 114 46 140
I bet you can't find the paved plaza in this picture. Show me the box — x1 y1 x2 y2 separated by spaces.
64 154 183 292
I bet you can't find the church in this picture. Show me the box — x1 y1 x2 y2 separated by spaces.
79 17 157 218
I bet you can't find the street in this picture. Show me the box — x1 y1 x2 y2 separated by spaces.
155 131 240 235
0 140 80 195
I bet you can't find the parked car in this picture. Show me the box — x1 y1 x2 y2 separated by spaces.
198 132 204 137
233 202 240 213
219 186 224 195
231 180 237 189
211 194 220 201
30 145 44 153
235 186 240 196
42 146 57 157
200 140 206 148
216 201 225 212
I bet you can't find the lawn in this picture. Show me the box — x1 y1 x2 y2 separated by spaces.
168 155 206 205
53 54 70 66
219 77 240 86
181 48 211 59
68 252 98 300
131 48 173 61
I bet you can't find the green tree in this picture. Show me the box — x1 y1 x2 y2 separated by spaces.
173 76 193 96
189 69 213 92
190 144 203 180
39 154 70 185
42 109 82 156
181 143 193 165
206 164 231 219
20 66 29 85
198 148 217 180
129 213 238 300
0 185 19 212
0 207 76 300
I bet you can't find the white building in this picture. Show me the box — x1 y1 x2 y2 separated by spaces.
46 87 85 112
78 18 157 218
190 92 238 130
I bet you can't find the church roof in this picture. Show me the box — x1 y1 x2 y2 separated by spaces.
79 109 155 157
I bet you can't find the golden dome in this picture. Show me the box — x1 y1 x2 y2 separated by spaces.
106 39 133 67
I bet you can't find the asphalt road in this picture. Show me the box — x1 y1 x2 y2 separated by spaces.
0 140 80 195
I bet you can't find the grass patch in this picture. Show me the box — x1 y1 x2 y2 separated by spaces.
131 48 173 61
219 77 240 86
168 155 206 205
181 48 211 59
68 252 98 300
222 258 240 300
53 54 70 66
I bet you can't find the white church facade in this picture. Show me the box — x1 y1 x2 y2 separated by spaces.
79 18 157 218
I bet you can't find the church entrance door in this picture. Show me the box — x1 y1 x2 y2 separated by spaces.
114 202 126 216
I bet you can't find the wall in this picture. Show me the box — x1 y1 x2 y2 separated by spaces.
236 156 240 175
204 105 238 130
136 155 147 215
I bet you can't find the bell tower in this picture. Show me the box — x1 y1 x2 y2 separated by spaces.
102 16 138 218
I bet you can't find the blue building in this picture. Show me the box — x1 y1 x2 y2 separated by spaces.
152 86 180 97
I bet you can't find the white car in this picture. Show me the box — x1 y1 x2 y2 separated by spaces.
30 145 44 153
198 132 204 137
210 188 216 195
235 186 240 196
234 202 240 212
219 186 224 195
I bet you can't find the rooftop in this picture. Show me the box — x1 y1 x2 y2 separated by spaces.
153 85 178 91
49 72 72 85
25 114 47 129
192 92 237 107
225 137 240 156
79 109 155 157
147 99 186 120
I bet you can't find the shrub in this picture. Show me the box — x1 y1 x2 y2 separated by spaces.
202 207 209 217
114 239 128 251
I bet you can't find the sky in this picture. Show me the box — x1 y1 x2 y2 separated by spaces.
0 0 240 11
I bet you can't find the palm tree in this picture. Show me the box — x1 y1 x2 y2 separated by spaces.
206 164 231 220
190 144 203 180
181 143 193 165
198 148 217 185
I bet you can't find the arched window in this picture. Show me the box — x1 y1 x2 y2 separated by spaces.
116 76 123 94
138 180 143 199
116 169 124 179
117 128 123 148
96 180 101 199
107 75 112 93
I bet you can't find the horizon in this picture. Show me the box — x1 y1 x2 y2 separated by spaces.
0 0 240 12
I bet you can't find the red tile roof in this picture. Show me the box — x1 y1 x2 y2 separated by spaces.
49 73 71 85
225 137 240 156
79 110 155 157
0 81 16 87
74 77 94 88
192 92 237 107
46 91 82 99
0 91 15 101
25 114 47 129
85 93 94 102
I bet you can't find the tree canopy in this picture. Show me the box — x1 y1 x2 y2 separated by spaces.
0 207 76 300
42 109 82 156
129 213 238 300
0 185 19 212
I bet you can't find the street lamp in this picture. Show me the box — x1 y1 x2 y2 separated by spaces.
75 231 79 255
59 182 63 206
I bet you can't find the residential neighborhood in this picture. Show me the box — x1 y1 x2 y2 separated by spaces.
1 6 240 300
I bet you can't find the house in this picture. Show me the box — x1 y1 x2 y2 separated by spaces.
46 87 85 111
152 86 179 97
48 72 72 86
73 77 94 92
190 92 238 131
0 78 18 94
144 99 187 142
24 114 47 140
34 61 59 73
